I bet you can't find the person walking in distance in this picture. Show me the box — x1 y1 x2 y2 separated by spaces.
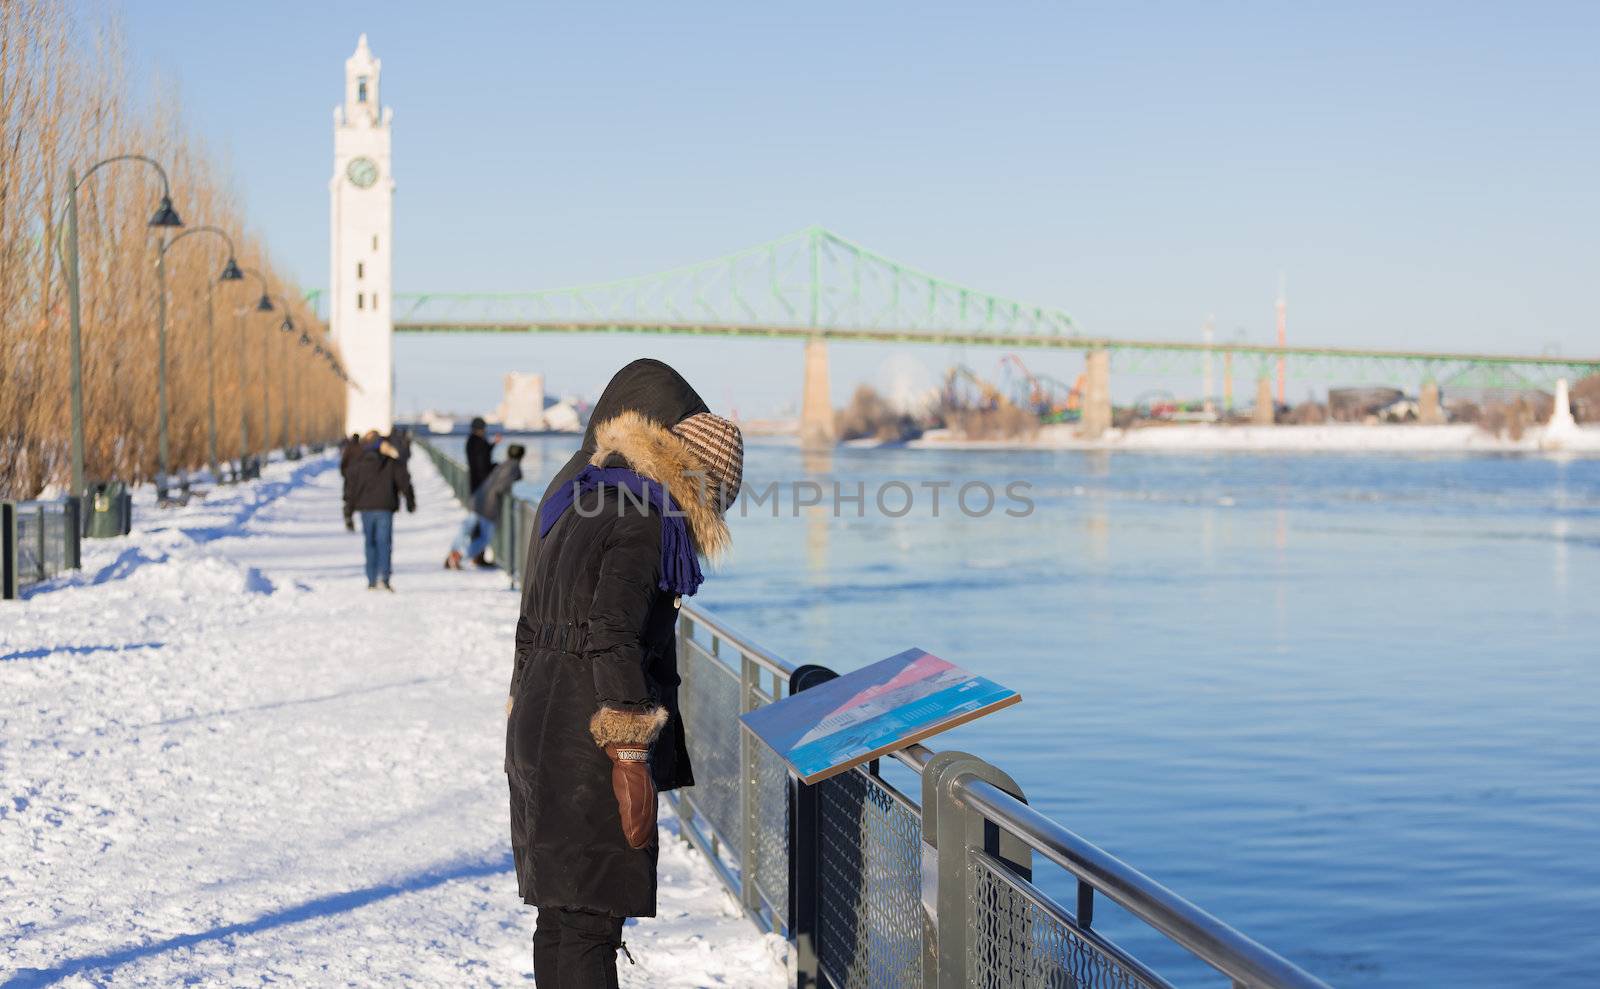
339 433 362 479
343 429 417 591
464 416 500 554
465 416 499 495
505 359 742 988
386 424 413 464
446 443 525 569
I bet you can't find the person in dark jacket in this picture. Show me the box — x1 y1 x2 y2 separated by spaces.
338 433 362 478
386 425 412 464
506 360 743 988
343 430 417 591
465 416 499 494
445 444 524 570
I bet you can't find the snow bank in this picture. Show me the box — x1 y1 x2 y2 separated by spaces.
0 454 786 987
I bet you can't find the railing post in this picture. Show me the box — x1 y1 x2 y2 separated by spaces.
2 502 17 600
921 752 1030 989
36 503 47 583
678 615 695 737
499 491 515 586
63 499 81 571
786 664 838 989
514 500 523 588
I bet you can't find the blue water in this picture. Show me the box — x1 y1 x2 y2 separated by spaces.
458 435 1600 987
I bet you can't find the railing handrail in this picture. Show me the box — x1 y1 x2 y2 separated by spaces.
956 776 1332 989
677 601 798 682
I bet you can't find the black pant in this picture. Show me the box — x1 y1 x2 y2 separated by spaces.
533 907 626 989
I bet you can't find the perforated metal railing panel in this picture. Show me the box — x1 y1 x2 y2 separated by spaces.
15 508 44 584
43 508 68 573
7 502 79 594
816 767 923 989
969 851 1174 989
680 640 744 859
750 732 791 927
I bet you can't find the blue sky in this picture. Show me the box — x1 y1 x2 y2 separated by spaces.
119 1 1598 414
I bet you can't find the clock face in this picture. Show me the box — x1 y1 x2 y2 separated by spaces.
346 157 379 189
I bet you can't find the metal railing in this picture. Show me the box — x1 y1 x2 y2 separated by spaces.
2 499 82 600
414 436 1333 989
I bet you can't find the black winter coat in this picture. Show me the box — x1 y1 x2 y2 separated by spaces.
505 360 728 918
342 443 416 518
339 438 362 477
466 432 495 494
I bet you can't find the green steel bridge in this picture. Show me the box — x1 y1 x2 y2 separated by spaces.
338 227 1598 390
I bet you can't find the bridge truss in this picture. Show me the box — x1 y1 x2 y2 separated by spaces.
321 227 1599 389
390 226 1074 338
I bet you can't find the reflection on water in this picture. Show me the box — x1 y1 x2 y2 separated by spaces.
470 434 1600 988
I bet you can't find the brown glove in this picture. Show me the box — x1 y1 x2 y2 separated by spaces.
604 744 657 849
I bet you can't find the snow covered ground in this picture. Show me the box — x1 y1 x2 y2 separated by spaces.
0 453 787 987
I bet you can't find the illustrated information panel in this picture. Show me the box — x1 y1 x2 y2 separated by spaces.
739 647 1020 784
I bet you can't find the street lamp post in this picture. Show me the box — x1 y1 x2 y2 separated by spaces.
61 155 183 495
235 269 273 478
281 328 291 455
265 294 298 458
293 326 315 453
311 338 335 447
156 226 242 485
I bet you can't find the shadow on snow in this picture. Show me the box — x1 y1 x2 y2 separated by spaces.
0 641 165 663
0 850 514 987
178 457 339 546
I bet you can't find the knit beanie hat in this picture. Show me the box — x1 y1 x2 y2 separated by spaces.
670 413 743 513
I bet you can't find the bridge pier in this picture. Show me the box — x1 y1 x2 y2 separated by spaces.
800 335 835 447
1419 380 1443 424
1253 376 1275 426
1079 349 1112 440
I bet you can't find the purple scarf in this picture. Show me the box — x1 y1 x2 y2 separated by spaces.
538 465 705 596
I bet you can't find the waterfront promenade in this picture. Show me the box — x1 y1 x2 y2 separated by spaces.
0 454 785 987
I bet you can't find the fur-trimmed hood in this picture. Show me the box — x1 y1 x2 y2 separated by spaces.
589 410 732 561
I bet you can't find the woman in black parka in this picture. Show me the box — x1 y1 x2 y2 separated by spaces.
506 359 743 988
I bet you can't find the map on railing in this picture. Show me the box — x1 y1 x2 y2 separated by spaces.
740 648 1020 784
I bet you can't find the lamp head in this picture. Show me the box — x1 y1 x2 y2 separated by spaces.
255 294 274 313
298 330 312 346
148 195 183 228
279 317 295 334
219 257 244 282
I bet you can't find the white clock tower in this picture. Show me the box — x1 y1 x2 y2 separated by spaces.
330 34 394 435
